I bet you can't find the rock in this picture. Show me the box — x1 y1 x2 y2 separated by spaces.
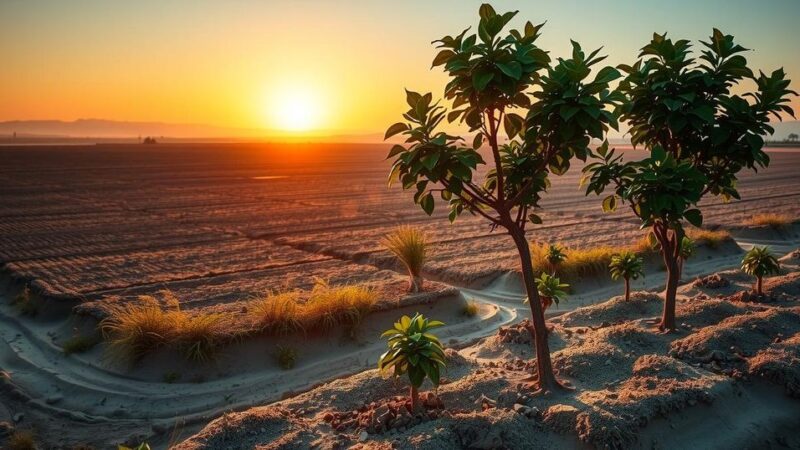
12 413 24 423
513 403 529 414
45 394 63 404
358 431 369 442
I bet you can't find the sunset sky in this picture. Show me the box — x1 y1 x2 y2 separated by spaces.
1 0 798 137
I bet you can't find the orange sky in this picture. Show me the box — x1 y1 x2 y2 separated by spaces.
1 1 798 137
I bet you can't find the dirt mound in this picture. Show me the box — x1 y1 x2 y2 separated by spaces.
174 407 311 450
694 273 730 289
671 307 800 360
748 333 800 397
556 292 662 328
574 355 725 449
676 298 750 328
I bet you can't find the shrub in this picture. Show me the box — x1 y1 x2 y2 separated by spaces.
8 430 36 450
686 228 731 249
741 246 780 295
175 311 232 362
378 313 445 411
62 333 99 355
609 251 644 301
100 291 232 363
249 292 304 336
530 242 631 280
300 280 377 333
462 299 479 317
100 295 178 363
747 213 794 229
275 345 297 370
11 286 37 317
383 226 428 292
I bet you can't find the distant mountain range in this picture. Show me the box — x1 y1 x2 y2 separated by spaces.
0 118 798 144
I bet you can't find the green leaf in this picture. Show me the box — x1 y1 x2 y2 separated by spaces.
432 50 455 68
473 133 483 149
684 209 703 227
478 3 496 19
602 195 617 212
386 144 406 159
497 61 522 80
420 193 434 215
473 71 495 91
528 214 542 224
384 122 408 140
421 152 440 170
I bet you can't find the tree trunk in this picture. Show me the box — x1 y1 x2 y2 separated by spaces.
624 277 630 302
661 261 679 331
757 276 763 296
654 226 681 332
508 226 560 392
408 272 422 293
410 385 420 412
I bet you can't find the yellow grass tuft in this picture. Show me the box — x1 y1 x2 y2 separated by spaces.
8 430 36 450
249 291 304 336
383 226 428 292
686 228 731 249
300 280 377 332
530 239 659 281
100 291 233 363
746 213 795 229
462 299 479 317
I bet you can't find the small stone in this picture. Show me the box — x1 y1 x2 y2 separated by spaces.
12 413 24 423
359 431 369 442
46 394 63 404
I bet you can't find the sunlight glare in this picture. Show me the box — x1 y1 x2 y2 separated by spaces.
265 84 324 132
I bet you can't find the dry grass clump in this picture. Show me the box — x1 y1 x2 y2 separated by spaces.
11 285 38 316
300 280 377 332
249 281 376 336
383 226 428 292
746 213 795 229
462 299 479 317
101 282 376 364
101 291 233 363
686 228 731 248
530 243 625 279
7 430 36 450
249 291 304 336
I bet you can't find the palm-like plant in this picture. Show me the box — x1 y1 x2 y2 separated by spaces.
534 273 569 310
383 226 428 293
741 246 780 295
378 313 446 411
609 251 644 301
546 244 567 275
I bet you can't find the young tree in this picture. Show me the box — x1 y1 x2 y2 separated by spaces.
545 243 567 275
378 313 446 412
583 30 795 331
385 4 622 391
741 246 780 295
609 250 644 301
534 273 569 311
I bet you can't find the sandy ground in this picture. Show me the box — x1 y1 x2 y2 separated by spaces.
0 145 799 448
172 255 800 450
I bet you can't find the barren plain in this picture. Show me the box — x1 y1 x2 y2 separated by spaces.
0 143 799 448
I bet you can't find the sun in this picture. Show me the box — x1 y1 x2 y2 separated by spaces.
265 84 324 132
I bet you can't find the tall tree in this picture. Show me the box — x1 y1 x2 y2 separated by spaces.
385 4 621 391
583 30 795 331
